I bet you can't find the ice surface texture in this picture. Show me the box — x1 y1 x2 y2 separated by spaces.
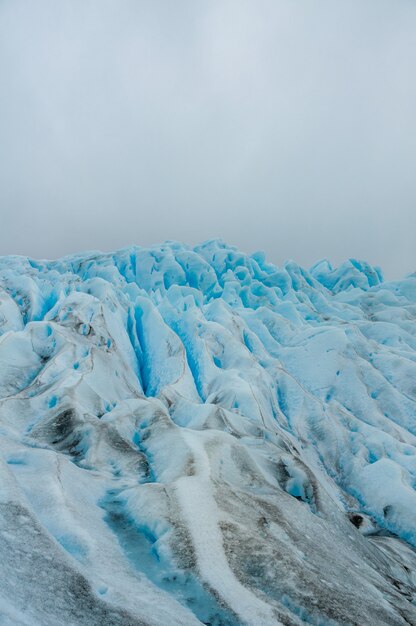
0 240 415 625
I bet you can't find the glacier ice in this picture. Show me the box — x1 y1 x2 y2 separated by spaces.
0 240 415 625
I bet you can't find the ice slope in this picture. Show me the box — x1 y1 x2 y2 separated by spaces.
0 240 415 625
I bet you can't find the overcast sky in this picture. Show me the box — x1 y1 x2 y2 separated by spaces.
1 1 415 277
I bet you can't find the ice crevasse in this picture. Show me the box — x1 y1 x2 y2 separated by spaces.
0 239 416 625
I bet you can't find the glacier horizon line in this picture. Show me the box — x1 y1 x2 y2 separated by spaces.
0 237 395 286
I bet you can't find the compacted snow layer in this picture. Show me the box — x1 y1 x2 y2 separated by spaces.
0 240 415 625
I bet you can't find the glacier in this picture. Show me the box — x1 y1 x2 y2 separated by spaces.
0 239 415 626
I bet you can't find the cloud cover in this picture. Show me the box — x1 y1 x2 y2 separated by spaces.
0 0 415 277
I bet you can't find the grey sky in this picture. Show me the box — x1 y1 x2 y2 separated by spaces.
1 0 415 278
